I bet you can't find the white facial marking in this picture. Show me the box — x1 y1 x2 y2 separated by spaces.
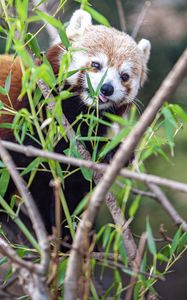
62 42 149 110
65 50 89 86
64 51 142 109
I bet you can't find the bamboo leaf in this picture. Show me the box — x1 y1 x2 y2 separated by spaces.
146 219 157 256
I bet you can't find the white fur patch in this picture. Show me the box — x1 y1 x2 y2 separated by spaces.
65 50 89 85
66 9 92 39
138 39 151 65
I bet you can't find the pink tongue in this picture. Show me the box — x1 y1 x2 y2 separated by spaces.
99 94 108 103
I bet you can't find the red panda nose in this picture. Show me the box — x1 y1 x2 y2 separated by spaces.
101 83 114 97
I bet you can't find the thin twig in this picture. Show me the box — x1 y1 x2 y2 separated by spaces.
116 0 126 31
131 1 151 39
95 256 163 281
159 224 172 242
64 48 187 300
125 233 147 300
116 180 156 198
133 232 172 243
0 238 39 272
148 183 187 231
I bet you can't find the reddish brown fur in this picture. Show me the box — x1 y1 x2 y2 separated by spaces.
0 47 64 140
122 81 131 95
46 44 65 76
0 55 28 140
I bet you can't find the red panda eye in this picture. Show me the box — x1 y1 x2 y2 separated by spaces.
121 73 130 82
91 62 101 70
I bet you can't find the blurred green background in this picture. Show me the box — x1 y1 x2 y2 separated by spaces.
0 0 187 298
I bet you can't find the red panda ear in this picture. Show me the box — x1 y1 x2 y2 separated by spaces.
66 9 92 39
138 39 151 86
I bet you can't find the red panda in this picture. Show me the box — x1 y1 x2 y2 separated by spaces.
0 10 151 236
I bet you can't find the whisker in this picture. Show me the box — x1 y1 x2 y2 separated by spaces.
135 97 144 108
132 99 142 115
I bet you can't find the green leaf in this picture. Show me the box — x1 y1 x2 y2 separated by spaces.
86 74 95 97
58 259 67 287
5 32 13 53
84 114 111 127
99 127 129 160
129 195 141 218
146 219 156 256
21 157 43 176
0 25 7 34
117 237 128 265
170 104 187 122
160 244 170 258
133 284 140 300
10 195 17 210
0 257 8 266
104 112 129 126
36 10 62 29
64 145 93 181
162 106 177 155
170 227 182 255
176 232 187 254
102 226 112 249
156 253 169 262
16 0 28 20
58 28 70 49
0 86 7 96
96 69 108 95
84 6 110 27
0 101 5 110
73 193 90 215
0 161 5 168
0 170 10 197
25 33 41 59
31 63 56 88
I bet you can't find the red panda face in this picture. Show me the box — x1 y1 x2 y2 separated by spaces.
64 10 151 111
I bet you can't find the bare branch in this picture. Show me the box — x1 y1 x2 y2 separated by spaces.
125 233 147 300
0 140 50 276
116 0 126 31
64 48 187 299
0 237 50 300
2 140 187 194
131 1 151 39
148 183 187 231
0 238 38 272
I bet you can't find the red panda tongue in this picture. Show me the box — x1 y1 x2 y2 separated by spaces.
99 94 108 103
